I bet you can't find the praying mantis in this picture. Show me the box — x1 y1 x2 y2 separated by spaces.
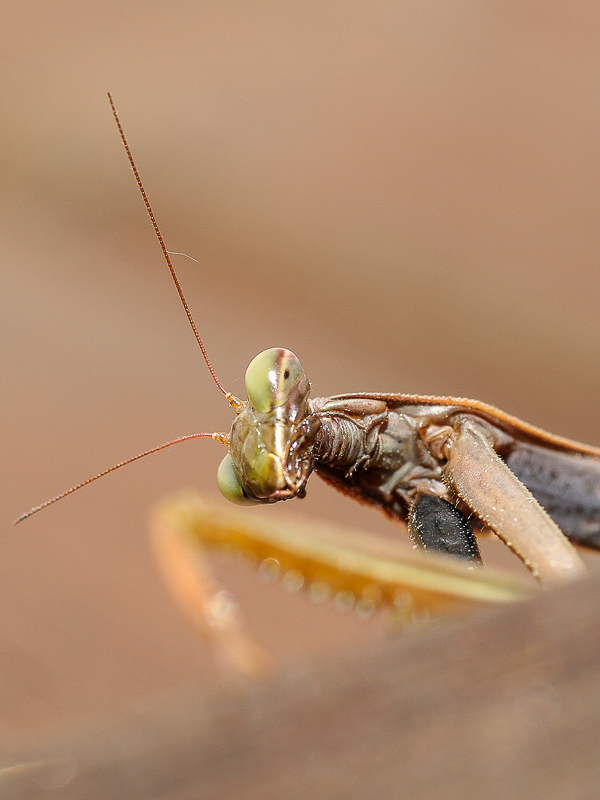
17 96 600 671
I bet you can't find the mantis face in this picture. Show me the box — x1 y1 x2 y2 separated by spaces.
217 348 316 504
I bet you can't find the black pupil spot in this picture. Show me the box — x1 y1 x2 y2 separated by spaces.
283 370 290 380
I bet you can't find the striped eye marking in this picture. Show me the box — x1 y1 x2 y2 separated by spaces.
245 348 304 413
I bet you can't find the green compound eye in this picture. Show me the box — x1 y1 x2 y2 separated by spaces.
217 454 256 505
245 348 304 413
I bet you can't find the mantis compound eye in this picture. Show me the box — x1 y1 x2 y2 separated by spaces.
245 348 304 413
217 453 257 505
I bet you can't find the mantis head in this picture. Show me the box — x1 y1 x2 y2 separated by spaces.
218 348 318 505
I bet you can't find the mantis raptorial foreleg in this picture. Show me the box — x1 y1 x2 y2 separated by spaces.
151 494 536 677
440 419 587 583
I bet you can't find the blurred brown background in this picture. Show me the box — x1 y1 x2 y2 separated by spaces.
2 0 600 749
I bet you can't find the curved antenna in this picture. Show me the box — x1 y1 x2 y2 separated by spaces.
107 93 242 412
15 432 229 523
16 98 242 524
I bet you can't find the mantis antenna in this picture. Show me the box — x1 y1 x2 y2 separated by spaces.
107 93 241 411
15 434 229 523
15 95 241 523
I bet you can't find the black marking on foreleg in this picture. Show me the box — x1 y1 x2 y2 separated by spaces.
408 494 482 564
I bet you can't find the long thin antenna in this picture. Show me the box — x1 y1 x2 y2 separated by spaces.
107 93 242 411
15 96 243 524
15 432 229 523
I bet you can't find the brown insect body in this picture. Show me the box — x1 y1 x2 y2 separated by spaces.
309 392 600 550
225 359 594 584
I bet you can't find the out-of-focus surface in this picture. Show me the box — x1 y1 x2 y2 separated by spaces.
2 0 600 742
4 566 600 800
